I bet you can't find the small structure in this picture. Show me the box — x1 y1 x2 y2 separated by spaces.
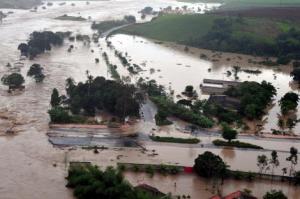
200 79 240 95
207 95 241 111
211 191 257 199
135 184 166 198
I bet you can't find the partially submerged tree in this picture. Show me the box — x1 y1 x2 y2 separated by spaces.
1 73 25 90
51 88 61 107
263 190 287 199
269 151 279 180
27 63 45 82
221 123 237 142
279 92 299 114
286 147 298 177
257 154 269 176
194 151 227 178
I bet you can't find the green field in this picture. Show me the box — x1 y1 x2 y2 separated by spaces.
119 13 294 43
223 0 300 9
118 14 300 58
119 14 218 43
178 0 300 8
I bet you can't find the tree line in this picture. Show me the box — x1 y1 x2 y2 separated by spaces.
18 31 64 59
48 73 140 124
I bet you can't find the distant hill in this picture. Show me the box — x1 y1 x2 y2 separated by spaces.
0 0 41 9
179 0 300 9
221 0 300 10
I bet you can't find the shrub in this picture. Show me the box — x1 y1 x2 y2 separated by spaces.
213 139 263 149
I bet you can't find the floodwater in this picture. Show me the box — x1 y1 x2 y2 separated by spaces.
108 34 300 134
0 0 300 199
125 171 300 199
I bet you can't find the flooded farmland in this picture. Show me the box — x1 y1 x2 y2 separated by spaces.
0 0 300 199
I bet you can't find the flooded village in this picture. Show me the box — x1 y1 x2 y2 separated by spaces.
1 0 300 199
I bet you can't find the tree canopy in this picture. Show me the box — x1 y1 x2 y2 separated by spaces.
263 190 287 199
18 31 64 59
27 64 45 82
66 165 169 199
221 123 238 142
1 73 25 87
225 81 276 119
279 92 299 114
194 151 227 178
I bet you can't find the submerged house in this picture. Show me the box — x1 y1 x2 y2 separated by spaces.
207 95 241 111
135 184 166 198
200 79 241 95
210 191 257 199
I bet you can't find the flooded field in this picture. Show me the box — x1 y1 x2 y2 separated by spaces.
0 0 300 199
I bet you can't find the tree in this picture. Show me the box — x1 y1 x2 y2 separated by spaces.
183 85 195 97
124 15 136 23
286 147 298 177
291 68 300 81
269 151 279 179
257 154 268 176
18 43 29 56
263 190 287 199
221 123 237 142
194 151 227 178
279 92 299 114
155 109 172 126
1 73 25 88
51 88 61 107
48 106 71 123
244 104 257 119
27 64 45 82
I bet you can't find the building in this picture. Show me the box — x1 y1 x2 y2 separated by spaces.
200 79 241 95
135 184 166 198
207 95 241 111
210 191 257 199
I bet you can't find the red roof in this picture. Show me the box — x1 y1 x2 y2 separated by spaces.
184 167 193 173
211 191 257 199
224 191 257 199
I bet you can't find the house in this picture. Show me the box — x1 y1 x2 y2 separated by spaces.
210 191 257 199
135 184 166 198
200 79 241 95
207 95 241 111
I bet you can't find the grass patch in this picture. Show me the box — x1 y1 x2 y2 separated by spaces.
150 135 200 144
55 15 86 21
92 20 129 34
213 139 263 149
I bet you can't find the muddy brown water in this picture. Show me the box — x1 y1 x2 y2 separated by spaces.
0 0 299 198
125 171 300 199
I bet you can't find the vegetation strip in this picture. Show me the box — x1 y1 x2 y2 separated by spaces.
213 139 263 149
150 135 200 144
